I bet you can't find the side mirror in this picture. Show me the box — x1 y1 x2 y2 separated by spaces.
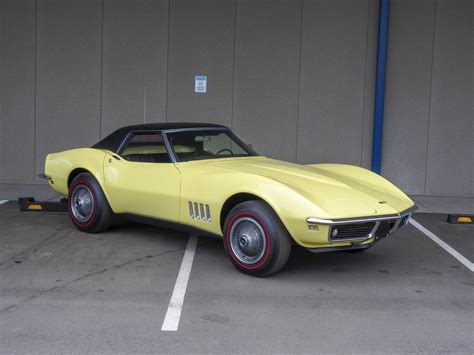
247 143 253 149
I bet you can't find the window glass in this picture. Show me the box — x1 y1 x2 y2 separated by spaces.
121 132 170 163
166 130 256 162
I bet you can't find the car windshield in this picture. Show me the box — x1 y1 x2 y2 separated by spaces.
166 129 257 162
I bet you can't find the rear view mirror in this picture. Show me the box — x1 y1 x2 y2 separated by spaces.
194 135 211 142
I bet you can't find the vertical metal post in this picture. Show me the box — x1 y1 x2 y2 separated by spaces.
371 0 390 174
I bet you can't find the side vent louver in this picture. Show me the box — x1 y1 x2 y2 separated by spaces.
188 201 194 219
188 201 211 222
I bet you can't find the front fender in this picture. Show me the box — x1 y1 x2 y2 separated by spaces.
233 177 333 247
179 169 328 246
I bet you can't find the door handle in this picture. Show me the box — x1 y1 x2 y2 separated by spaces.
108 155 121 163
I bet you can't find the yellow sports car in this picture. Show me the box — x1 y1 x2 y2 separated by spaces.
44 123 416 276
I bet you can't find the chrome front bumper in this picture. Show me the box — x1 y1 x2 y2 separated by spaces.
306 205 417 243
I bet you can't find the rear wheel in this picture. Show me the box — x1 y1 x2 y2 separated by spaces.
223 201 291 277
68 172 113 233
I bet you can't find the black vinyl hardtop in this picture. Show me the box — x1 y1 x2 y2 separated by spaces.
92 122 228 153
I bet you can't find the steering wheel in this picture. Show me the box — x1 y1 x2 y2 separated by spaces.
216 148 233 155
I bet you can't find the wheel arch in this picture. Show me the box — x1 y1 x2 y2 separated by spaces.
67 168 92 188
219 192 273 233
67 167 111 201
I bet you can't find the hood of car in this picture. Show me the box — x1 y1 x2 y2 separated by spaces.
186 156 414 216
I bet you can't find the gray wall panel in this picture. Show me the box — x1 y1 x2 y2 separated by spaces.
101 0 169 137
167 0 235 125
35 0 102 180
0 0 472 196
425 0 473 196
382 0 435 195
297 0 369 165
0 0 36 183
232 0 301 161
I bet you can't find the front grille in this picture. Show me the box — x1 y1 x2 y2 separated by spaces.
330 222 376 241
375 220 397 238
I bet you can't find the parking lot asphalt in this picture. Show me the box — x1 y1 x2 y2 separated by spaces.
0 201 473 354
413 213 473 261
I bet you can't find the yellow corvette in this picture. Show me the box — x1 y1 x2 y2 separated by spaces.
44 123 416 276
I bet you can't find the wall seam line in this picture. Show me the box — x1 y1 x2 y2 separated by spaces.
360 0 371 167
164 0 171 123
230 0 238 130
294 0 304 163
99 0 104 138
33 0 38 182
423 0 437 195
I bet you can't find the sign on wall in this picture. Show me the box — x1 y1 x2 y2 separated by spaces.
194 76 207 93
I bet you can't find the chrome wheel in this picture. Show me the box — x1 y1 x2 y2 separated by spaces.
229 216 266 265
71 185 94 223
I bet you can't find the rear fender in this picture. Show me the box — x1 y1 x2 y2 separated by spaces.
45 148 112 201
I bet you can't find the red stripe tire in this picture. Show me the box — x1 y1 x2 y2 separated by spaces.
68 172 113 233
223 200 291 277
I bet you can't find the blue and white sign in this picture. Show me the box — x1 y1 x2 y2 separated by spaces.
194 75 207 93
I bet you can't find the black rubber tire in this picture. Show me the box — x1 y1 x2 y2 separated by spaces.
68 172 113 233
223 200 291 277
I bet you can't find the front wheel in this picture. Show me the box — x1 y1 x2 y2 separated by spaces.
223 201 291 277
68 172 113 233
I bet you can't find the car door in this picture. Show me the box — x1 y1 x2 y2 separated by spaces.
103 131 180 222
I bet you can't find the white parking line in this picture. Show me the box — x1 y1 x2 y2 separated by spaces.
409 218 474 272
0 200 9 205
161 235 199 331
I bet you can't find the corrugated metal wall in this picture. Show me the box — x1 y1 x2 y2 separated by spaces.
383 0 473 196
0 0 472 197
